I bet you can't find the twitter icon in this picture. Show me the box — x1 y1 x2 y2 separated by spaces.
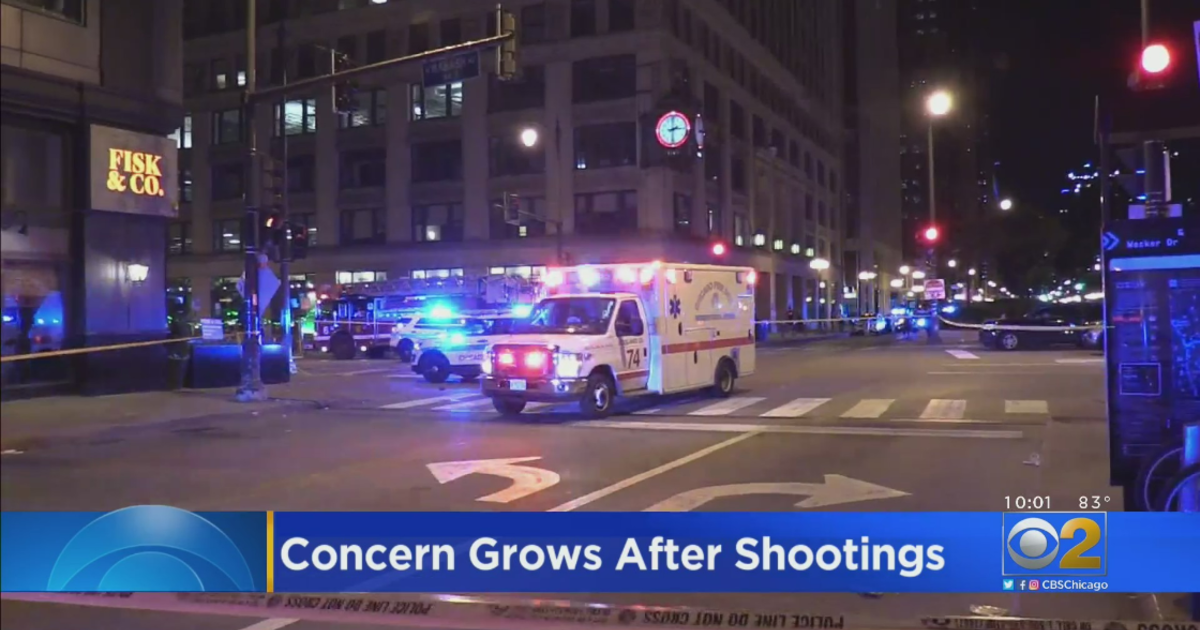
1002 579 1015 591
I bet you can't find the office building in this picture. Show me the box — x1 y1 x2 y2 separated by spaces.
170 0 849 325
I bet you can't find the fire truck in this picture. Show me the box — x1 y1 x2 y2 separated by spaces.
306 275 541 361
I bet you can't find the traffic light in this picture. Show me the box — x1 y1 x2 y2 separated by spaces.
332 51 359 114
286 221 309 261
923 226 940 243
711 242 727 256
496 8 518 81
1132 42 1172 90
502 192 522 225
261 207 283 248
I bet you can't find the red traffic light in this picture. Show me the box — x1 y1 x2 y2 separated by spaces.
1141 43 1170 74
923 226 940 242
711 242 727 256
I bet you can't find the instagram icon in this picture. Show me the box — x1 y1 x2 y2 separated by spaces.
1029 579 1040 591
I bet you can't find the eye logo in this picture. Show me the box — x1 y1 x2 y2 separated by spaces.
47 505 257 592
1006 517 1060 569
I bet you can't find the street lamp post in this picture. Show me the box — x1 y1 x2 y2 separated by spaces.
857 271 877 316
923 89 952 344
810 258 830 324
519 124 565 263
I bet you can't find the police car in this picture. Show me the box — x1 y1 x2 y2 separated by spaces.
411 309 527 383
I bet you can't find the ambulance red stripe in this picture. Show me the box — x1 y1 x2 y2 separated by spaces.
661 337 754 355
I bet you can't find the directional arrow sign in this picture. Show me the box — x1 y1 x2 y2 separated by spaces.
643 476 910 512
427 456 560 504
1101 231 1121 251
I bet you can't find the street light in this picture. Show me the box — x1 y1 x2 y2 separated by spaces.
912 270 926 280
968 268 977 276
809 258 830 271
987 280 997 288
999 198 1014 211
899 265 911 275
858 271 877 281
926 90 953 117
1141 43 1171 74
947 259 958 268
890 279 904 289
519 127 539 148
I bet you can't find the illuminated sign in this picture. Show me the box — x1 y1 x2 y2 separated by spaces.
106 149 166 197
89 125 179 218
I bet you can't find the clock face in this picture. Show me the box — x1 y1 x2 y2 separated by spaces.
655 111 691 149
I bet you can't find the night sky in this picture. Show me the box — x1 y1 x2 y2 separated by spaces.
989 0 1200 223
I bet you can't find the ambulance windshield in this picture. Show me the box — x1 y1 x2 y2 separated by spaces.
512 298 615 335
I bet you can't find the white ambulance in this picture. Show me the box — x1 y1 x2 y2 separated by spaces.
480 262 757 418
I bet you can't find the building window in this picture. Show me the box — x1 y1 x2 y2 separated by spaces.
574 122 636 169
411 269 462 280
292 212 318 246
788 141 799 167
704 144 722 182
339 148 386 189
413 203 464 242
818 201 827 226
771 130 785 153
706 202 720 235
274 98 317 135
731 155 746 193
488 66 545 112
752 115 766 147
213 218 243 252
339 208 386 245
211 162 245 200
673 193 692 234
212 109 243 144
805 194 814 220
440 18 463 45
489 265 547 278
817 160 826 186
703 82 720 120
410 82 463 120
489 197 546 239
408 22 431 54
830 171 838 193
574 190 637 235
339 88 388 128
170 114 193 148
296 46 317 79
287 155 315 193
490 135 544 177
336 270 388 284
521 3 548 44
366 30 387 63
570 0 596 37
729 100 745 139
12 0 84 23
608 0 635 31
733 213 748 247
180 168 193 202
168 222 192 255
804 152 813 178
572 55 636 103
211 58 231 91
411 140 463 182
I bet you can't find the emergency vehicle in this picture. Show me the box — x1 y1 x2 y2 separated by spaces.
409 308 528 383
309 275 539 360
480 262 757 418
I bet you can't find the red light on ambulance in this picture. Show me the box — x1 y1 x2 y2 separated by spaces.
712 242 727 256
524 351 547 369
498 352 516 366
639 266 655 284
617 267 637 283
544 270 565 287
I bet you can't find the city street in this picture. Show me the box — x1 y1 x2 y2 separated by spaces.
1 331 1147 628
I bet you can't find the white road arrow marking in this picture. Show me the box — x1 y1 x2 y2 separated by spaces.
644 475 910 512
426 456 560 503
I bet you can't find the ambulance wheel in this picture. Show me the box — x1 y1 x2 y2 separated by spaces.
396 339 416 363
421 353 451 383
579 372 616 419
712 360 736 398
330 332 356 361
492 398 526 415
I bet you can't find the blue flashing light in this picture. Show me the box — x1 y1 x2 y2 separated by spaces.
1 314 13 323
941 305 957 314
448 332 467 346
916 317 929 328
428 304 455 319
1135 169 1145 175
874 319 888 332
890 307 908 316
511 304 533 318
1083 162 1092 168
1137 195 1147 201
1060 189 1070 194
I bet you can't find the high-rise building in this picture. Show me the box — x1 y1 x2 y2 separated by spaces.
896 0 997 268
1 0 184 396
843 0 902 312
170 0 849 327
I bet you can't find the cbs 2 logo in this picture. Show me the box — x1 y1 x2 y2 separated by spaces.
1006 516 1104 571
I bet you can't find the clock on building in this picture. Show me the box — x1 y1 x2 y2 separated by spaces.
655 111 691 149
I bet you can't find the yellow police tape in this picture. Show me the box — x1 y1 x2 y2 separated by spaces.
0 591 1186 630
0 337 201 364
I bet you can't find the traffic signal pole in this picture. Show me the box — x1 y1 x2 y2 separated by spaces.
925 119 942 344
278 19 295 375
237 0 266 402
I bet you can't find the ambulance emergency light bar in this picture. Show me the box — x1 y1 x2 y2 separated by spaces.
542 262 758 293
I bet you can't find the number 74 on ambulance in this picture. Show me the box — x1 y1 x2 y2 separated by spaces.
479 262 758 418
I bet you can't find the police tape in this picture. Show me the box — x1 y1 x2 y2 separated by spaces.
1 592 1191 630
0 337 201 363
937 317 1106 333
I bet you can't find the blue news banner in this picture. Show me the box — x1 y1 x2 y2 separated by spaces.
1 506 1197 594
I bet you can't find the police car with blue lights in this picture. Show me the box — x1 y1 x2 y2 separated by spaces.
408 305 532 383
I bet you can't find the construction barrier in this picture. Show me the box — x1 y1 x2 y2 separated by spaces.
1 591 1188 630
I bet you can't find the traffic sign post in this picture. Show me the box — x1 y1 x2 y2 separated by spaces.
423 50 480 87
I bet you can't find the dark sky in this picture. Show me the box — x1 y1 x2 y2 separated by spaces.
988 0 1200 219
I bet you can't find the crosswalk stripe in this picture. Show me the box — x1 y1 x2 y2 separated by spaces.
759 398 831 418
921 399 966 419
380 394 477 409
946 349 980 360
841 399 896 418
1005 400 1049 414
432 397 494 411
688 397 766 416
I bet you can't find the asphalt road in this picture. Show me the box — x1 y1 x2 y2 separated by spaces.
3 331 1144 629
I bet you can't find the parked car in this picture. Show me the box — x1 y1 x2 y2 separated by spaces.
979 303 1103 351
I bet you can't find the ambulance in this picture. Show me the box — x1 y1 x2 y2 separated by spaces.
409 307 529 383
480 262 757 418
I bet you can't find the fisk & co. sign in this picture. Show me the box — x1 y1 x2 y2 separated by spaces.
90 124 179 218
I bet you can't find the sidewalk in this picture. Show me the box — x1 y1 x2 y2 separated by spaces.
0 389 304 452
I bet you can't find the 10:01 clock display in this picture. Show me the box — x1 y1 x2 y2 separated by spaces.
1005 496 1051 510
655 111 691 149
